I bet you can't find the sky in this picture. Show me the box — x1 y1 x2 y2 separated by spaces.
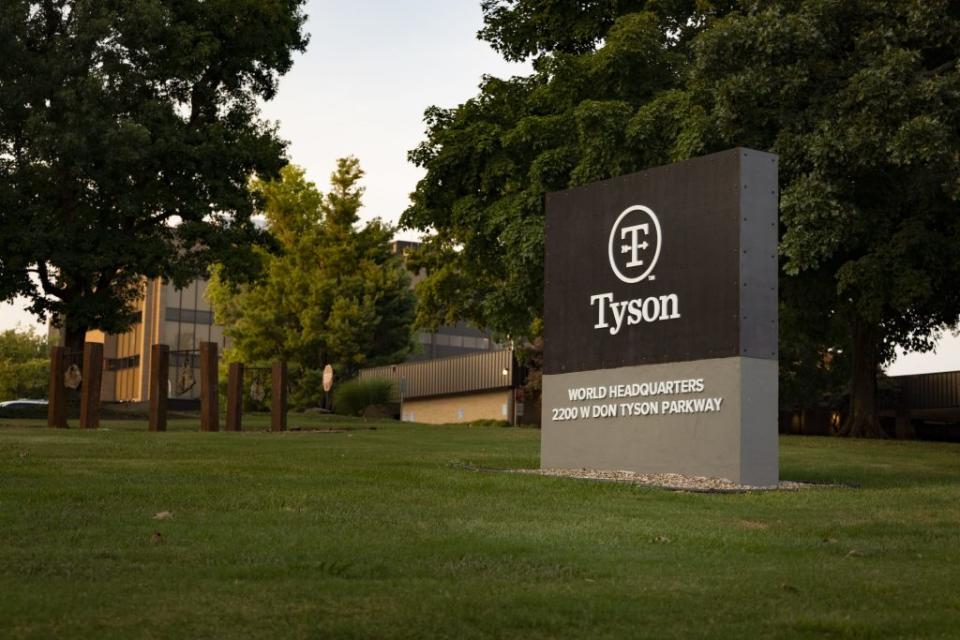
1 0 958 374
258 0 529 236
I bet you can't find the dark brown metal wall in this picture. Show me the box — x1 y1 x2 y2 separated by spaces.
900 371 960 409
542 148 778 375
360 349 514 399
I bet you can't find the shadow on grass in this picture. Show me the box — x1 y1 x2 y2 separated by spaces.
779 434 960 490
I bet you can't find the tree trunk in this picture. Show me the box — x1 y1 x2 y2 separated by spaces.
64 325 88 354
841 315 882 438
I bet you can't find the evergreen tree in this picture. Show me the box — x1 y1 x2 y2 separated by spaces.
209 160 415 407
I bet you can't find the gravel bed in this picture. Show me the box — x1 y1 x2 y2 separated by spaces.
513 468 837 492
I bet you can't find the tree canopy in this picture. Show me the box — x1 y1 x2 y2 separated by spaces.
208 160 415 407
0 0 309 351
402 0 960 435
646 0 960 434
477 0 735 61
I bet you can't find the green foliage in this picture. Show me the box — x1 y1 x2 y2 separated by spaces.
0 1 309 347
462 419 512 428
0 328 49 400
289 368 325 411
0 360 47 402
332 377 396 417
479 0 645 61
478 1 735 62
0 327 47 362
208 161 415 403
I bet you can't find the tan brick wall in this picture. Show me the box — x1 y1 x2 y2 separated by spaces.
402 389 513 424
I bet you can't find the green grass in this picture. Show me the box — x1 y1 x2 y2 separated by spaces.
1 416 959 639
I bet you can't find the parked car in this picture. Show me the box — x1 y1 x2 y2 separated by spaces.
0 399 48 410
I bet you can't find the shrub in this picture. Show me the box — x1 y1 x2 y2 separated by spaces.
333 377 395 417
464 419 512 428
289 367 325 411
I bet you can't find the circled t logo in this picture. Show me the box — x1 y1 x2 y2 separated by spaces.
608 205 662 283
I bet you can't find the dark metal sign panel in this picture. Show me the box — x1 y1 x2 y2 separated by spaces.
543 148 777 375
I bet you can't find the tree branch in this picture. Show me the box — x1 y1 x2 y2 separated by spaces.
95 266 119 294
36 261 64 299
925 59 956 77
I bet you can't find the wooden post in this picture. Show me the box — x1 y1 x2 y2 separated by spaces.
271 361 287 432
79 342 103 429
47 346 67 429
895 380 915 440
200 342 219 432
895 407 915 440
149 344 169 432
226 362 243 431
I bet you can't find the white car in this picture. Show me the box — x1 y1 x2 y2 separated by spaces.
0 399 48 410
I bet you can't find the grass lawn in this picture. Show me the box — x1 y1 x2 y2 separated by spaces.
1 416 959 639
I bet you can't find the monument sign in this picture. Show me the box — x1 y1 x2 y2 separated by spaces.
541 148 779 485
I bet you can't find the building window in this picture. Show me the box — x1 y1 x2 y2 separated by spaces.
166 307 214 325
106 355 141 371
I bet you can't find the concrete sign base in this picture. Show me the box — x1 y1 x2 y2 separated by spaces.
541 356 778 486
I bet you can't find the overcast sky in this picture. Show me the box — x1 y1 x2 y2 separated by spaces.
1 0 957 374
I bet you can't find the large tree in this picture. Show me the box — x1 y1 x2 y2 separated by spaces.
404 0 960 436
654 0 960 436
208 160 415 406
0 0 309 352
